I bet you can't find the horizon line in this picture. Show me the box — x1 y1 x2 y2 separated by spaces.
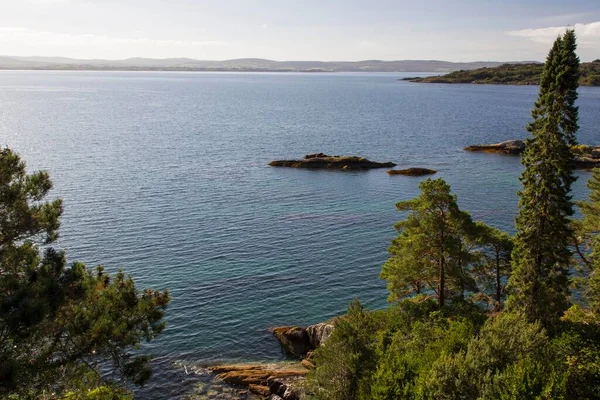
1 55 547 64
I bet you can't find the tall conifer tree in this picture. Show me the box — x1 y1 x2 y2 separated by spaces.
576 168 600 315
507 30 580 327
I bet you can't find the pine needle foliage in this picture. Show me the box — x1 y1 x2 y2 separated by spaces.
507 30 580 327
0 148 170 399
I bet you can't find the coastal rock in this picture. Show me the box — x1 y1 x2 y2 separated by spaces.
272 322 335 357
208 363 308 398
269 154 396 170
465 140 600 169
209 322 335 398
464 140 525 155
271 326 311 357
301 359 315 370
387 168 437 176
248 384 271 397
268 376 303 400
305 323 334 348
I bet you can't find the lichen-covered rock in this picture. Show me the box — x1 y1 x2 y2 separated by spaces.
305 323 334 348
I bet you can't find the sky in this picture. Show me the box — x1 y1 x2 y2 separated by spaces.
0 0 599 62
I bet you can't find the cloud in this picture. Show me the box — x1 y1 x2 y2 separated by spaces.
0 27 226 58
507 21 600 47
0 27 225 48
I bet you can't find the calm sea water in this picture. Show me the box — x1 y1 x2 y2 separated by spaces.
1 71 599 398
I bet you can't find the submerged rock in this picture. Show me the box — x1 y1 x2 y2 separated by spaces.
269 154 396 170
387 168 437 176
465 140 600 169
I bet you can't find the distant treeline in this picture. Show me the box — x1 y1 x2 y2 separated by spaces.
0 56 527 73
407 59 600 86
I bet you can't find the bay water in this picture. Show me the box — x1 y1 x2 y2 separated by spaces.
1 71 599 398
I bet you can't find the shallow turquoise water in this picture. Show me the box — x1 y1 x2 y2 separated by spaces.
1 71 599 398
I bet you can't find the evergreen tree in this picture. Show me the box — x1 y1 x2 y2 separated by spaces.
576 168 600 314
0 148 170 398
507 30 580 326
307 299 380 400
381 179 478 307
472 222 513 310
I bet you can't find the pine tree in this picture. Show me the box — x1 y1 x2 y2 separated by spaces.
0 148 170 398
576 168 600 314
507 30 580 327
381 178 478 307
472 222 513 310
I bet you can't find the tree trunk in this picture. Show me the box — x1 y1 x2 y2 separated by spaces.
496 251 501 304
439 256 445 307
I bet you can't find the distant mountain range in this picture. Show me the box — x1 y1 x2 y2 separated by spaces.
0 56 540 73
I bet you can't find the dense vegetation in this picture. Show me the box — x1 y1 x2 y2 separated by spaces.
407 58 600 86
307 31 600 399
0 148 170 398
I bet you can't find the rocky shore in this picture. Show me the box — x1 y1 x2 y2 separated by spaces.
208 363 308 400
205 322 335 399
465 140 600 169
269 153 396 170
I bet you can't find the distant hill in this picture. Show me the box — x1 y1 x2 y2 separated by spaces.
406 61 600 86
0 56 537 73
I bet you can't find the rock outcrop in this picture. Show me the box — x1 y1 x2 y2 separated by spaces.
465 140 600 169
269 154 396 170
207 322 335 399
387 168 437 176
271 322 335 358
464 139 525 155
208 363 307 400
271 327 311 357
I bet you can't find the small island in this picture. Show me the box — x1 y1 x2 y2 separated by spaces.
387 167 437 176
269 153 396 170
465 140 600 169
404 60 600 86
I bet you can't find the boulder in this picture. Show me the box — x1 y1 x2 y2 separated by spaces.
248 384 271 397
387 168 437 176
267 376 303 400
271 326 311 357
272 322 335 357
305 323 334 348
269 154 396 170
301 359 315 370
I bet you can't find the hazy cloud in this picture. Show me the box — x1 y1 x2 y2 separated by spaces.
507 21 600 47
0 27 226 58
